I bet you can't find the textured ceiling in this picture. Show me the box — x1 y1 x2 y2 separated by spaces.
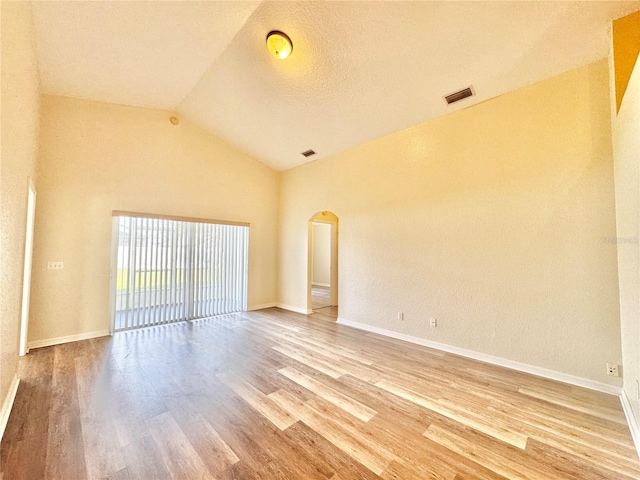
31 1 640 171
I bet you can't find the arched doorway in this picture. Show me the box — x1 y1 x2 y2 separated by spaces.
308 211 338 320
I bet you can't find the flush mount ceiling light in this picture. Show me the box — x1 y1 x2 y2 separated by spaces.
266 31 293 59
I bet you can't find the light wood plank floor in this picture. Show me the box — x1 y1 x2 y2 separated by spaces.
312 285 331 310
309 306 338 322
2 308 639 479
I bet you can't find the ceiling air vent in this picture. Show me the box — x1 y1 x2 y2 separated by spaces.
444 86 474 105
301 149 316 157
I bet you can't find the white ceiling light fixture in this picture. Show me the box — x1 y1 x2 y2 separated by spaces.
266 31 293 59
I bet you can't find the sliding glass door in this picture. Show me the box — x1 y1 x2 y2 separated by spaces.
110 213 248 331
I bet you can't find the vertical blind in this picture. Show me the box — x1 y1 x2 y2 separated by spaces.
111 212 249 331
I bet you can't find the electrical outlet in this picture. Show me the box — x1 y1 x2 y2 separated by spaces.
606 363 619 377
47 261 64 270
397 312 404 321
430 317 437 327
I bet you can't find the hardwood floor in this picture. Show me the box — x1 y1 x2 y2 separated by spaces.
2 307 639 479
309 306 338 322
311 285 337 321
311 285 331 310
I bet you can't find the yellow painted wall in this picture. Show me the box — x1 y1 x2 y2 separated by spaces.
279 59 622 385
613 10 640 112
612 49 640 430
30 95 279 343
312 211 338 223
0 2 41 413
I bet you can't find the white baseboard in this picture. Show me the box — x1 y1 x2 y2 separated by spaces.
337 317 621 396
621 389 640 458
0 374 20 442
276 303 313 315
312 283 330 288
28 329 111 350
247 303 277 311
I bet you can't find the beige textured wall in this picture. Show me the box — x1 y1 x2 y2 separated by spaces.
30 95 279 343
312 222 331 286
613 54 640 424
279 59 623 385
0 2 41 407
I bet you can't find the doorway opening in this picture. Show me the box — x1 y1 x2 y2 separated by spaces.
19 178 36 356
308 211 338 321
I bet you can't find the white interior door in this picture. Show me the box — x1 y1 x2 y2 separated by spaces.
19 179 36 356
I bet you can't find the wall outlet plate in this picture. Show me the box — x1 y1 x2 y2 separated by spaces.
397 312 404 321
47 261 64 270
430 318 437 327
606 363 619 377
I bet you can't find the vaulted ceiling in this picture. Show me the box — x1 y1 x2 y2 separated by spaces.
31 1 640 171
